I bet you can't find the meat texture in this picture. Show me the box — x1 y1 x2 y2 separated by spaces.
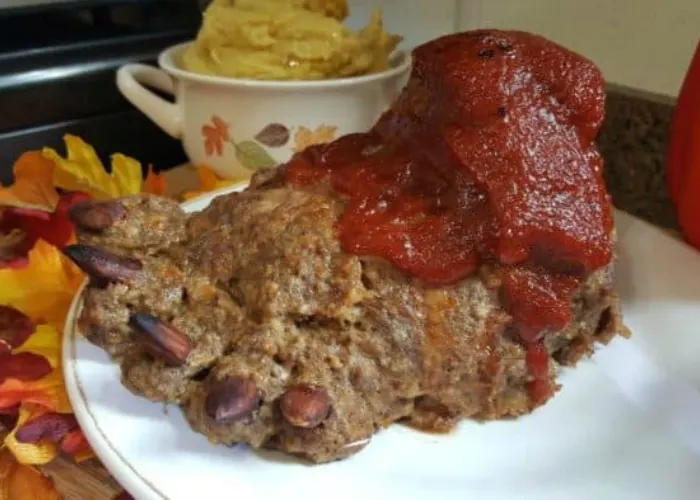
66 30 628 463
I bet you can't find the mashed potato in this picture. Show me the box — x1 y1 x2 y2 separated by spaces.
179 0 401 80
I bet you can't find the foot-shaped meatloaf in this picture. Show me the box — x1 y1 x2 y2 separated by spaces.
64 29 628 463
66 170 624 463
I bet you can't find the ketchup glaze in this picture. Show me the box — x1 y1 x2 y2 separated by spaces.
284 30 614 401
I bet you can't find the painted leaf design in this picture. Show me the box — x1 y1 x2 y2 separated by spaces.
293 125 338 153
202 116 230 157
234 141 277 171
254 123 290 148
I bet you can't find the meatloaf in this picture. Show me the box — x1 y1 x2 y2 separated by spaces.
65 29 628 463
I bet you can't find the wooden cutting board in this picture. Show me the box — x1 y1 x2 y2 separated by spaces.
40 459 122 499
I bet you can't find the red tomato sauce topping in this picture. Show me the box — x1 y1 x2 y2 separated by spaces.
284 30 613 379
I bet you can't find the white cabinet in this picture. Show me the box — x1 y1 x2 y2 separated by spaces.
348 0 696 98
346 0 460 49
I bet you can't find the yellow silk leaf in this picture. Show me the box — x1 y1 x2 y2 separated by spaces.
109 154 143 196
0 239 83 329
14 324 60 369
0 321 71 414
4 405 57 466
43 135 143 200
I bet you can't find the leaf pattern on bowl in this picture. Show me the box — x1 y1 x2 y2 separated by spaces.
254 123 290 148
202 117 340 171
293 125 338 153
201 116 230 157
234 141 277 171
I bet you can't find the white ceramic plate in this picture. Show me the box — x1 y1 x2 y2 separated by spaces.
64 184 700 500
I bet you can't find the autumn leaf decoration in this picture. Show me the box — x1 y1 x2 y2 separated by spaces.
0 448 60 500
0 131 279 496
0 152 59 213
182 165 244 201
0 231 29 270
0 134 172 496
143 165 168 196
43 135 144 200
0 302 89 467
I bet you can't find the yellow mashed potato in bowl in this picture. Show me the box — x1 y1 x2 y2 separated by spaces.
179 0 402 80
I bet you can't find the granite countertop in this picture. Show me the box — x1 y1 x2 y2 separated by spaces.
598 85 678 233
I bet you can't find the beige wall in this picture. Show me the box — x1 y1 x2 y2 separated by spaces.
347 0 459 49
459 0 700 98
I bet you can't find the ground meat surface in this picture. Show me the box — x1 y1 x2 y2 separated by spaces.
72 174 625 463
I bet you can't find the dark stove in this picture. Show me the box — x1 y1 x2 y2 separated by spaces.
0 0 201 184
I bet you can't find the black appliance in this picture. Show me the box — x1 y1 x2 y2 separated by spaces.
0 0 201 184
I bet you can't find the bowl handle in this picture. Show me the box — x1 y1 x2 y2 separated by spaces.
116 64 182 139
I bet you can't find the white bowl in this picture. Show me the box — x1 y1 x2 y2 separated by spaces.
63 185 700 500
116 42 411 180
